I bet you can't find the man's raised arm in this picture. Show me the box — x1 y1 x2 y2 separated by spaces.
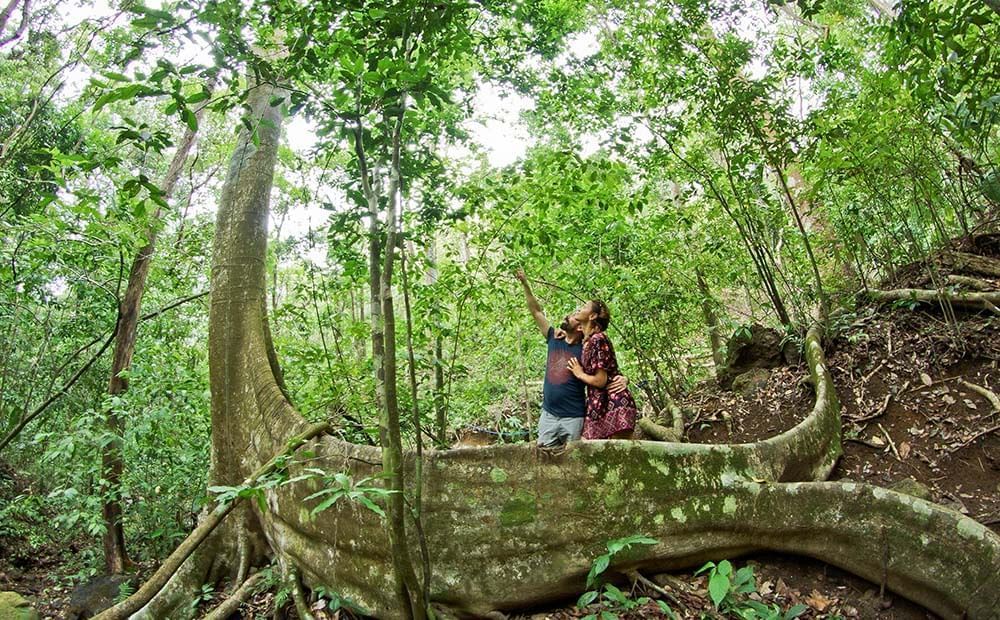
515 269 550 338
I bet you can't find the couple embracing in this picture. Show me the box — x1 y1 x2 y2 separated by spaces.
516 270 638 447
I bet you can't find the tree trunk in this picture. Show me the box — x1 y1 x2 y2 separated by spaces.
132 81 294 618
378 103 426 619
695 268 725 376
101 107 203 575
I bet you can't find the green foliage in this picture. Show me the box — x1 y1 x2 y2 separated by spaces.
696 560 808 619
577 535 660 617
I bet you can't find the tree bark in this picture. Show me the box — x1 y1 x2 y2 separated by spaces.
131 80 293 617
695 268 725 376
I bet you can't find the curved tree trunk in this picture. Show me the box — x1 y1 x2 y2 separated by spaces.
137 79 1000 620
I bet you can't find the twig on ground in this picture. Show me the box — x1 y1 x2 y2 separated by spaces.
845 437 885 449
908 375 963 392
948 423 1000 454
958 379 1000 413
627 569 687 612
203 571 266 620
849 394 892 424
878 423 902 461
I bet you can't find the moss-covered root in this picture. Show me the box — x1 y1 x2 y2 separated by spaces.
266 473 1000 619
721 482 1000 620
437 481 1000 619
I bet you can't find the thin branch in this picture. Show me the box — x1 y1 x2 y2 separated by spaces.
0 0 28 48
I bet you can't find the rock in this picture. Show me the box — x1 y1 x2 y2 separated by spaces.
0 591 40 620
889 478 933 502
66 574 135 620
720 324 785 388
781 338 803 366
731 368 771 397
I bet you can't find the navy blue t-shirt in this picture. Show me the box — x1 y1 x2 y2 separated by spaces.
542 326 586 418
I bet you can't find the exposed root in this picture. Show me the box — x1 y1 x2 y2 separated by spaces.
959 379 1000 413
203 570 267 620
95 422 329 620
939 251 1000 278
283 561 315 620
946 274 996 291
638 417 682 442
626 569 686 611
866 288 1000 314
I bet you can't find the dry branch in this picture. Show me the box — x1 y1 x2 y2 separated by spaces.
202 571 266 620
866 288 1000 313
959 380 1000 413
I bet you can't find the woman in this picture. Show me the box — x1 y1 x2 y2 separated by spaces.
567 299 637 439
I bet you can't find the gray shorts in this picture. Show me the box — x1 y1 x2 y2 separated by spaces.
537 407 584 446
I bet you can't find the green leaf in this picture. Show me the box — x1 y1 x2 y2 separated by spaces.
310 494 343 515
186 91 210 105
181 108 198 131
602 583 627 605
708 571 730 607
587 554 610 587
655 600 677 619
356 495 386 518
784 604 809 619
576 590 598 608
93 84 144 112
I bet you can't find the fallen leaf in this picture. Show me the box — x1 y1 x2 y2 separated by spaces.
920 372 933 386
942 394 957 405
805 589 834 611
775 578 791 597
964 399 978 410
870 435 886 447
899 441 911 459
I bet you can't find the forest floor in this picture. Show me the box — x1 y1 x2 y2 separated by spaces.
2 244 1000 619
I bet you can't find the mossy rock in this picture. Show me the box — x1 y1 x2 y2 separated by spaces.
0 592 40 620
732 367 771 396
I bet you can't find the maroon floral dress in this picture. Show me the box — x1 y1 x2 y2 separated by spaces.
581 331 637 439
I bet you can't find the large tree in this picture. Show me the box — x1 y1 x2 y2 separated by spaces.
120 77 1000 620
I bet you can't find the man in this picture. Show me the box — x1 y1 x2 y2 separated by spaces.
516 270 627 446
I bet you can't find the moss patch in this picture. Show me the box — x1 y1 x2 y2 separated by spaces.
499 490 537 527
